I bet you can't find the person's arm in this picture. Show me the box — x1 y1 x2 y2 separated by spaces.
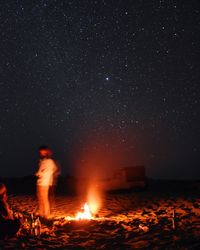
5 204 14 220
55 167 60 177
35 161 45 177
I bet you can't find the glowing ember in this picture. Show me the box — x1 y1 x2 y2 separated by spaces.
75 203 93 220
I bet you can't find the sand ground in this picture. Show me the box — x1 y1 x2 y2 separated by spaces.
0 182 200 249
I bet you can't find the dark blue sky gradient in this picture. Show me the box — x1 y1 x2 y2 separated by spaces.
0 0 199 178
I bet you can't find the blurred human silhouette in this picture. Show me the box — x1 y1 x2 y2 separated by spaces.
35 145 58 219
0 183 21 239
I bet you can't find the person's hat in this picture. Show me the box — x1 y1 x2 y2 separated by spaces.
39 145 53 157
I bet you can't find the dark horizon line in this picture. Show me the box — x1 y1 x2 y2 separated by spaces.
0 174 200 182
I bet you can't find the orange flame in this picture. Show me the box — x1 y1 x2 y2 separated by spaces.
75 203 93 220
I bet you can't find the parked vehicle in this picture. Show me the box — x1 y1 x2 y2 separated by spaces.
99 165 146 191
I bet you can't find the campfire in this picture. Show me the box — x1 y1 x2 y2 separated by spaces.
62 184 102 222
64 202 95 221
75 203 93 220
64 184 101 221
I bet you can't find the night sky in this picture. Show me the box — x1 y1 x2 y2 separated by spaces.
0 0 199 179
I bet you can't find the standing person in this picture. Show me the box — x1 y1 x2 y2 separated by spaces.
35 145 57 219
0 183 21 239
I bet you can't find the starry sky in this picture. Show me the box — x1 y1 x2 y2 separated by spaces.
0 0 200 179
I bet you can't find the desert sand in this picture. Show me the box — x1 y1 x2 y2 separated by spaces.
0 181 200 249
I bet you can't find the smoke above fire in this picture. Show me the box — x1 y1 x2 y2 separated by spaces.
74 130 140 174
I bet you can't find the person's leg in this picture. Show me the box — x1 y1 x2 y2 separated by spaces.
37 185 45 217
37 185 42 216
43 186 50 218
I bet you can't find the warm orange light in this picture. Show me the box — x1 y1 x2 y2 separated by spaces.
75 203 93 220
87 183 102 215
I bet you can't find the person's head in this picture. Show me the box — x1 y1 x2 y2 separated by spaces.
39 145 53 159
0 183 7 201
